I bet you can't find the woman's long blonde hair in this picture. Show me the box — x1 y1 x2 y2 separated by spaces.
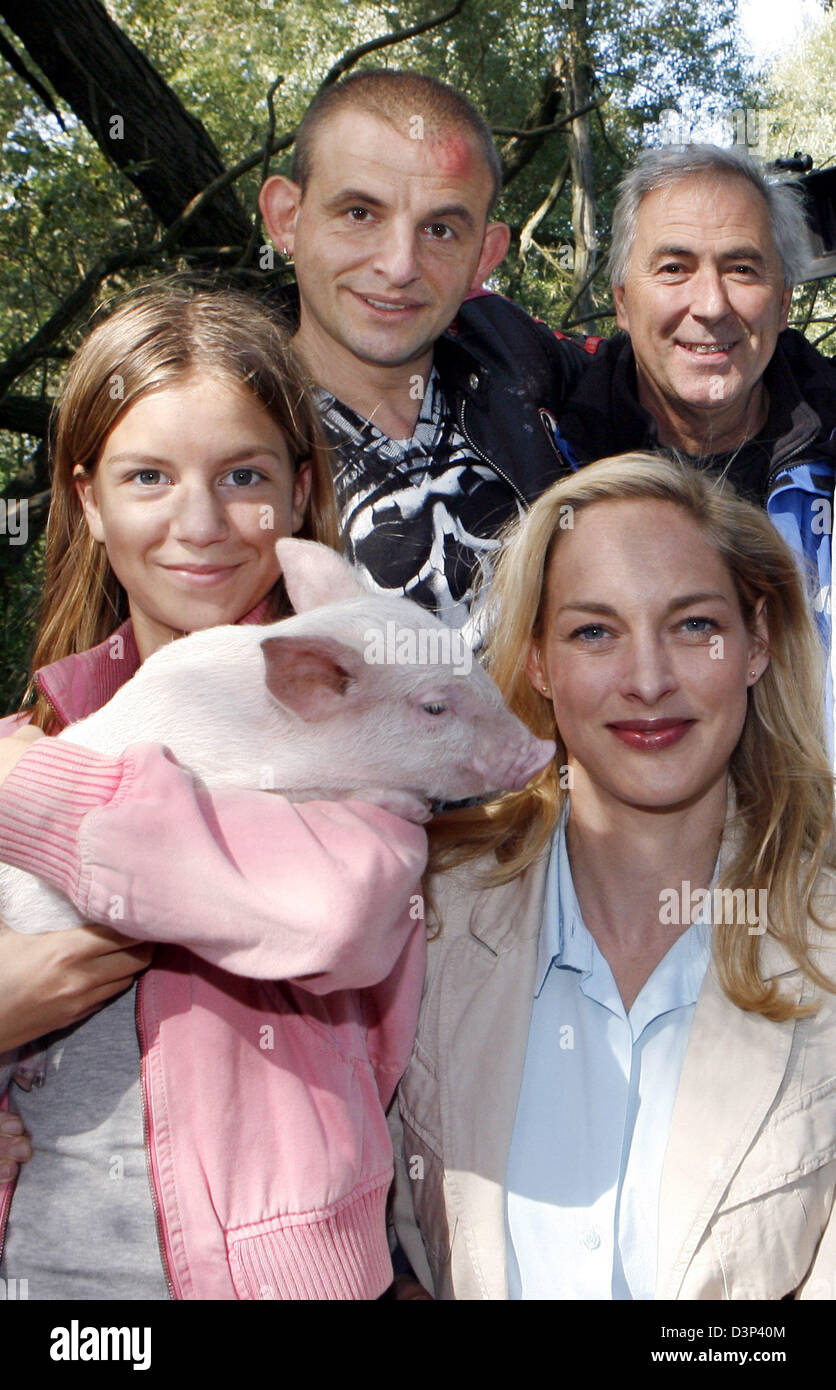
430 452 836 1021
25 282 340 730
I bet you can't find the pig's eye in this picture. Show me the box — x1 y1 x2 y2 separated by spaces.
421 701 448 716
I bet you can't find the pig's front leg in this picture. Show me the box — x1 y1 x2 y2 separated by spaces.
287 788 432 824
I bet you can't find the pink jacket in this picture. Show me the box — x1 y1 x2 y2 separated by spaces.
0 618 428 1299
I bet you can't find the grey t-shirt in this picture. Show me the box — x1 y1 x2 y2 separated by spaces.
1 982 170 1299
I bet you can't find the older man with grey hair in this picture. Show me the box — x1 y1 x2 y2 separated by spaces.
546 144 836 724
551 145 826 486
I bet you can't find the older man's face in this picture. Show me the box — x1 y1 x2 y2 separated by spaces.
613 174 792 443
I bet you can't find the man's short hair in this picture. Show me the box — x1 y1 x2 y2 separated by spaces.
291 69 504 213
608 144 812 288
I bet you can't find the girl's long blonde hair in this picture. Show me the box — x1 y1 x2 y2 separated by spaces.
25 282 340 730
430 452 836 1021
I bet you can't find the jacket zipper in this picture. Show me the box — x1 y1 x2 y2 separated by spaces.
766 438 835 494
457 397 529 508
33 673 64 731
0 1140 17 1264
135 975 176 1299
538 408 575 467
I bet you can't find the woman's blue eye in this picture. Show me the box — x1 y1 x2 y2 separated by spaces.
572 624 608 641
682 616 717 633
136 470 163 485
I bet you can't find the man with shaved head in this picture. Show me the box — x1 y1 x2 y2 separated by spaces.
259 69 593 630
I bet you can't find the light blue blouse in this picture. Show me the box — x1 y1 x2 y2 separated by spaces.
505 811 712 1300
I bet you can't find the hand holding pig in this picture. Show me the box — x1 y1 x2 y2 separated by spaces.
344 789 433 823
0 1112 30 1184
0 923 154 1053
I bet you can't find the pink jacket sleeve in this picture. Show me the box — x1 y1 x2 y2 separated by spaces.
0 739 427 992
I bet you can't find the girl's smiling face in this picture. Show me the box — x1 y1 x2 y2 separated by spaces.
525 498 770 815
75 373 311 660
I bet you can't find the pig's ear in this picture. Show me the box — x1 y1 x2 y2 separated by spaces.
260 633 367 722
275 538 368 613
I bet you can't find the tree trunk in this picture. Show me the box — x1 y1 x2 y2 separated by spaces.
563 0 598 333
0 0 251 249
498 59 564 188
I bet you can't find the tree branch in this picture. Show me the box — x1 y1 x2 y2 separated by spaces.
499 60 564 189
238 74 284 269
0 394 51 439
493 98 608 138
0 482 49 572
561 306 616 331
593 100 626 168
563 3 600 334
519 157 570 259
0 243 167 401
1 437 48 513
1 488 48 524
812 323 836 348
0 27 65 128
560 260 603 328
317 0 468 90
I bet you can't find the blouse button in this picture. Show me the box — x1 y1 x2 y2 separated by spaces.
581 1228 601 1251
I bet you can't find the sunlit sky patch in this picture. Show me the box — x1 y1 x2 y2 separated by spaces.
738 0 824 64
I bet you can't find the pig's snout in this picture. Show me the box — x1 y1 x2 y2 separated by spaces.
471 734 556 793
506 735 556 790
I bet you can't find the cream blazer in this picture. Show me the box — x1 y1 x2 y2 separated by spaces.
389 849 836 1300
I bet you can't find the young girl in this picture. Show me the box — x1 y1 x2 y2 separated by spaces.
0 284 428 1300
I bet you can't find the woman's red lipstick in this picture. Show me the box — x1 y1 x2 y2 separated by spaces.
607 719 695 750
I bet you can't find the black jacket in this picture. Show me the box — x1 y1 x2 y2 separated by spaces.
432 289 602 511
264 282 602 527
548 325 836 508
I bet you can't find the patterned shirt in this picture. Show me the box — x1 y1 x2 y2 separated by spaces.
317 368 524 631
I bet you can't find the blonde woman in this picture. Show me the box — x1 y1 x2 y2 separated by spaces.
391 452 836 1301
